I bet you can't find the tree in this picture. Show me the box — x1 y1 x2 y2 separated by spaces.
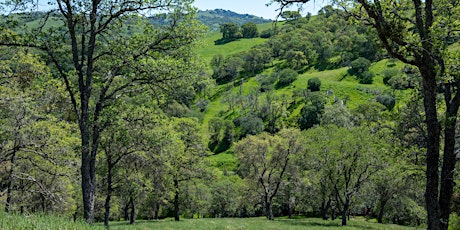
303 125 384 226
242 47 272 75
220 23 242 41
348 57 373 84
271 1 460 228
241 22 259 38
280 10 301 21
274 68 298 88
297 92 325 130
307 77 321 92
235 129 304 220
1 0 206 223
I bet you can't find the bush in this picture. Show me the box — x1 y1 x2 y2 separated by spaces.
275 68 298 88
376 94 396 111
307 77 321 91
382 68 399 85
256 74 277 92
359 71 374 84
237 115 264 137
260 28 274 38
348 57 371 76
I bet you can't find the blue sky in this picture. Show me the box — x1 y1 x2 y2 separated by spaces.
193 0 326 20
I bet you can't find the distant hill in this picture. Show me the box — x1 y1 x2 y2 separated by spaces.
197 9 272 32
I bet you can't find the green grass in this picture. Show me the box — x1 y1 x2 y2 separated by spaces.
196 22 277 65
0 212 98 230
99 217 418 230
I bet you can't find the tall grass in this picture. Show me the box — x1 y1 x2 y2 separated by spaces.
0 212 101 230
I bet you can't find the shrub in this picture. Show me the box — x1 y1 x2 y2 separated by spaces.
256 74 277 92
376 94 396 111
359 71 374 84
307 77 321 91
275 68 298 88
260 28 274 38
237 115 264 137
348 57 371 76
382 68 399 85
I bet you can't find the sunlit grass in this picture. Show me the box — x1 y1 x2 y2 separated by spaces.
0 212 99 230
100 216 418 230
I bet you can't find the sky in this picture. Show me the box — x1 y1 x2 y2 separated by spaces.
193 0 327 20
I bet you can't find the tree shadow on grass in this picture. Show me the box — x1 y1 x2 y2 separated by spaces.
214 38 238 45
275 219 374 229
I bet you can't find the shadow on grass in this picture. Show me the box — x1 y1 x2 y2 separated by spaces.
214 38 238 45
275 219 374 229
104 219 174 227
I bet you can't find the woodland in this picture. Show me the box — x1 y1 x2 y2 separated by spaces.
0 0 459 229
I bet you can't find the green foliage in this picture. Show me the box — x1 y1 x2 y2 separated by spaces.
211 54 243 84
242 47 272 75
348 58 374 84
382 68 399 85
376 94 396 111
256 74 277 92
359 71 374 84
281 11 302 21
297 92 325 130
260 28 275 38
220 23 242 41
236 114 264 137
274 68 298 88
348 57 372 76
307 77 321 92
241 22 259 38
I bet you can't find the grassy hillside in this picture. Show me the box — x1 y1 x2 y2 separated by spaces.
197 22 275 65
194 20 409 171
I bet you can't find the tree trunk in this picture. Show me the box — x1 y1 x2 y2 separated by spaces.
174 179 180 221
104 162 113 227
420 67 442 230
81 109 96 224
439 100 460 230
341 204 349 226
129 196 135 224
154 202 160 220
320 199 331 220
5 148 17 213
377 203 385 224
264 193 274 221
266 201 274 220
123 201 129 221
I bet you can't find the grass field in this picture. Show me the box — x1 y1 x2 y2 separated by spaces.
0 212 94 230
0 212 422 230
99 217 419 230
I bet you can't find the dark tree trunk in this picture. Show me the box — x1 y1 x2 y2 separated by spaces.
174 179 180 221
154 202 160 220
129 196 135 224
123 201 129 221
81 109 96 223
341 204 349 226
439 95 460 230
320 199 331 220
104 161 113 227
377 203 386 224
264 193 274 220
5 148 17 213
420 67 442 230
266 201 274 220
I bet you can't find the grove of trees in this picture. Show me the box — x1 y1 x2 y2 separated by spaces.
0 0 459 229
